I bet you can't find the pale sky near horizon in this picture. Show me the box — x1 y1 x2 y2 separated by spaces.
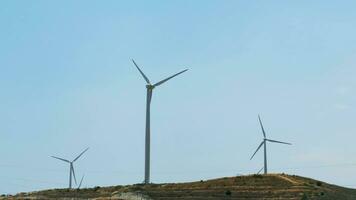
1 0 356 194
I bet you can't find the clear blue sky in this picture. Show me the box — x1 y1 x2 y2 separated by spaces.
1 0 356 194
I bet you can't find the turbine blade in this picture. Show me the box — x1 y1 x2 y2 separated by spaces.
258 115 266 138
78 175 84 189
51 156 70 163
73 148 89 162
132 59 151 84
153 69 188 87
257 167 264 174
250 141 264 160
266 139 292 145
71 164 77 185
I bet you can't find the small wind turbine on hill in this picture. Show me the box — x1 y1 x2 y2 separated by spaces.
132 59 188 184
250 115 291 174
51 148 89 189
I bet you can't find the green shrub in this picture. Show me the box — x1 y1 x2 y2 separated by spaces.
301 193 308 200
225 190 232 196
252 174 263 178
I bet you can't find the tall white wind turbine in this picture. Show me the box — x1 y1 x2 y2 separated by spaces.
250 115 291 174
132 59 188 184
51 148 89 189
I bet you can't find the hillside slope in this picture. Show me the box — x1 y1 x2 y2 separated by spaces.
4 174 356 200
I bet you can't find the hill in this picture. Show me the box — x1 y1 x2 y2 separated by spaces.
3 174 356 200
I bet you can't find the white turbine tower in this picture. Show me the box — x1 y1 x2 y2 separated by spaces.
132 59 188 184
250 115 291 174
51 148 89 189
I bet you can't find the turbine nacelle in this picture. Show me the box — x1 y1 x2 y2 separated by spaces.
146 85 155 90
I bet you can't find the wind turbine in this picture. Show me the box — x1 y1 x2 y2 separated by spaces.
132 59 188 184
250 115 291 174
51 148 89 189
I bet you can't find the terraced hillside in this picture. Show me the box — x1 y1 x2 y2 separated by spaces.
4 174 356 200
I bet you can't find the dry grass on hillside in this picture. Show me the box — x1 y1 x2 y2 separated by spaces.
3 174 356 200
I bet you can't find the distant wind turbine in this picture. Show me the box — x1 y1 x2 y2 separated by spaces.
132 59 188 184
51 148 89 189
250 115 291 174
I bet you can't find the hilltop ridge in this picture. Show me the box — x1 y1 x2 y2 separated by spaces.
3 174 356 200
